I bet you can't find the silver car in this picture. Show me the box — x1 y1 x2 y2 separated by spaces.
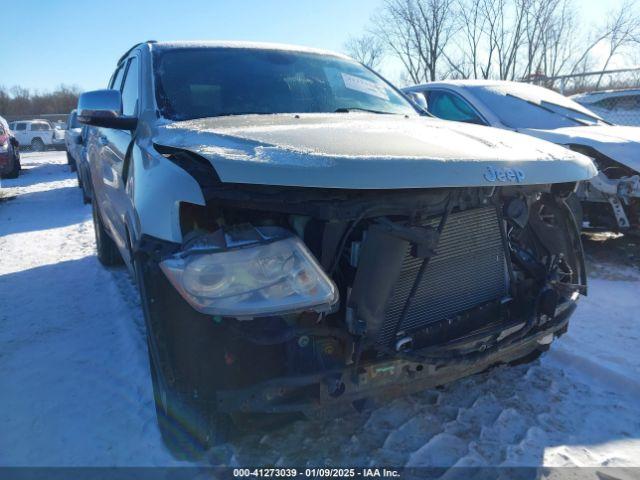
78 41 595 457
404 80 640 232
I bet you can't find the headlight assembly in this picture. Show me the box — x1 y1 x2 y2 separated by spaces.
0 141 8 153
159 228 338 318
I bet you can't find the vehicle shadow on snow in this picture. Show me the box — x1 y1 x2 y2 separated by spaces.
0 186 90 235
208 355 640 473
16 165 75 189
0 257 158 465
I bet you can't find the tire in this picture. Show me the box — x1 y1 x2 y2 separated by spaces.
31 138 45 152
67 152 77 172
3 155 20 179
565 193 584 231
136 256 231 459
92 200 123 266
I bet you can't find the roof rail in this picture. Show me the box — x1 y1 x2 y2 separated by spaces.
117 40 157 66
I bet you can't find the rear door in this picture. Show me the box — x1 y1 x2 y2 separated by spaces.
30 122 53 145
13 123 28 145
95 55 139 255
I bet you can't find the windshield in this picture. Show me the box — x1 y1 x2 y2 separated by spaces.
153 47 417 120
467 85 607 129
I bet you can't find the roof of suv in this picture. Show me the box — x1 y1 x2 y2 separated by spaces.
148 40 351 60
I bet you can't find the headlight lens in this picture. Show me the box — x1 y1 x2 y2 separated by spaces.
0 141 8 153
160 234 338 318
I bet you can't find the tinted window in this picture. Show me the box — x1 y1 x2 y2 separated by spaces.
15 123 27 131
121 57 139 116
110 65 125 91
153 48 416 120
31 123 51 131
426 90 485 125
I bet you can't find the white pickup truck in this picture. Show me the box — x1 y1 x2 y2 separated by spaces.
8 119 66 151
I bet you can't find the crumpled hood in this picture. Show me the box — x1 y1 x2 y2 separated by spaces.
521 125 640 172
154 113 596 189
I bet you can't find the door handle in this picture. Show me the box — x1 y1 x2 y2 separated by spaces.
98 135 109 146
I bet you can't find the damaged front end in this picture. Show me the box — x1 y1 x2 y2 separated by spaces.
570 145 640 230
141 175 586 415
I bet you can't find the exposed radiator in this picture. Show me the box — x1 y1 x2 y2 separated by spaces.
376 206 509 347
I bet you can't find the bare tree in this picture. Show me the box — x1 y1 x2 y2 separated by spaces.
372 0 458 83
0 84 82 116
343 34 385 69
595 1 640 86
517 0 581 80
482 0 529 80
567 0 640 78
358 0 640 86
450 0 492 79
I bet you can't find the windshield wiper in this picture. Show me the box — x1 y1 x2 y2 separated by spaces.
334 107 394 114
213 112 269 117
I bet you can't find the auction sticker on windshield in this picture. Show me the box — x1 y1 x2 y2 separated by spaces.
341 73 389 100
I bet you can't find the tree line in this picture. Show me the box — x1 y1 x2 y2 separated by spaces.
0 85 81 117
345 0 640 87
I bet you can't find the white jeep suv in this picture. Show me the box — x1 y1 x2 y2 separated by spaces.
78 41 595 457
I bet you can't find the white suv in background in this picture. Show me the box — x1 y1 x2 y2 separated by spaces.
8 120 65 151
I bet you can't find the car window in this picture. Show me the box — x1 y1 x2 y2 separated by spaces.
0 125 5 135
110 65 126 91
15 123 26 131
426 90 485 125
153 48 417 120
121 57 139 116
31 123 51 131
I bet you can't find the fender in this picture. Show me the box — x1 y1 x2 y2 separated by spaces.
129 140 205 245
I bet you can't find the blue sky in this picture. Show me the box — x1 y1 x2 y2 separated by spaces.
0 0 624 92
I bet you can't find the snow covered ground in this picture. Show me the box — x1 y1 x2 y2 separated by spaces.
1 152 639 471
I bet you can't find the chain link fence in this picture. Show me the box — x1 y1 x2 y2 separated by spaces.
524 68 640 126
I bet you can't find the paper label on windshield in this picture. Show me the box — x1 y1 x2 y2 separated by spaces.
341 73 389 100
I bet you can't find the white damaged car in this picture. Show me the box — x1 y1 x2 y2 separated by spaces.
78 41 596 456
404 80 640 231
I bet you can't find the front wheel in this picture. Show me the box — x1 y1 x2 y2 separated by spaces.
136 256 231 459
3 155 20 179
31 138 45 152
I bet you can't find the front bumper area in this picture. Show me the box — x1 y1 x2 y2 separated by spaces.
216 299 576 416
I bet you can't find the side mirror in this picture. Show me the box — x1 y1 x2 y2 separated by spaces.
74 134 84 145
77 89 137 130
